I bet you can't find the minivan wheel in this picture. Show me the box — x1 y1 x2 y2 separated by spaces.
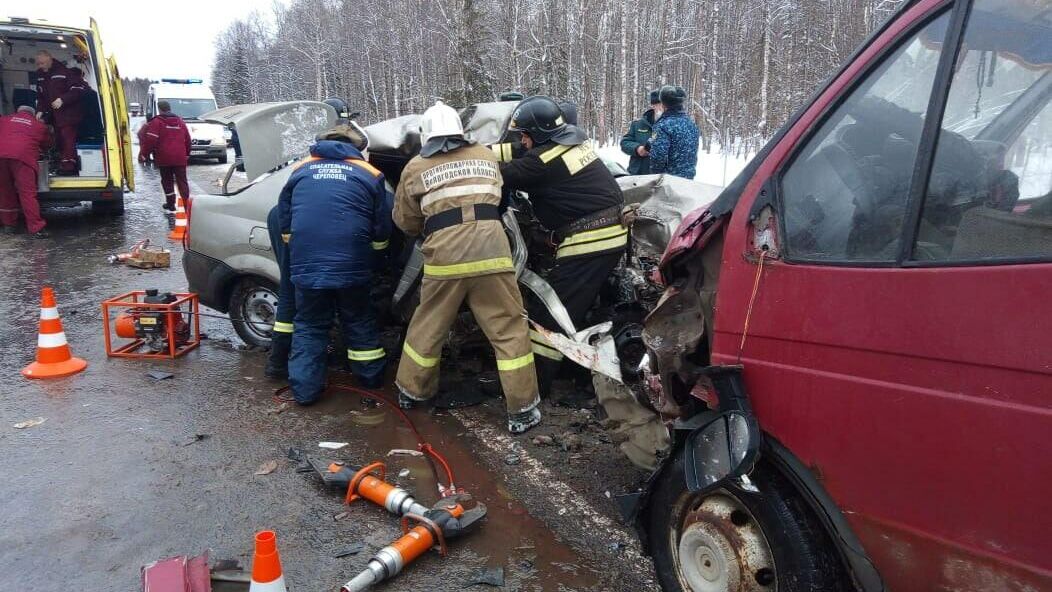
647 447 847 592
228 277 279 348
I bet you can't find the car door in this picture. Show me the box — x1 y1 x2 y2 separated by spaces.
107 56 135 192
710 0 1051 589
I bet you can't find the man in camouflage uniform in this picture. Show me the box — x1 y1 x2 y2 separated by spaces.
649 85 700 179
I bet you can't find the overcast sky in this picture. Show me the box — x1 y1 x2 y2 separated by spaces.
20 1 274 84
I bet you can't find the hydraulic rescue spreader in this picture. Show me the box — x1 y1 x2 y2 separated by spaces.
338 462 487 592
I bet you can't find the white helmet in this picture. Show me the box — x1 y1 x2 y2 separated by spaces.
419 100 463 144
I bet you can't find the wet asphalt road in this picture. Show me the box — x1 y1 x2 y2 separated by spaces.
0 159 657 591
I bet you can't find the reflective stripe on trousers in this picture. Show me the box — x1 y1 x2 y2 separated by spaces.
556 224 629 259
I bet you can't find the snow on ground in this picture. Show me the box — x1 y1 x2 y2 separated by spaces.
598 141 754 189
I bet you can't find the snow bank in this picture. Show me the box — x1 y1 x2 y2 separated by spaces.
598 141 754 189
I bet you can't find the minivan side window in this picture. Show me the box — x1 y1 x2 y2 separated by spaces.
779 12 951 262
913 0 1052 262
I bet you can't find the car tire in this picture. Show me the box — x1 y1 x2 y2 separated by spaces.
228 277 279 348
647 446 848 592
92 197 125 216
217 152 228 164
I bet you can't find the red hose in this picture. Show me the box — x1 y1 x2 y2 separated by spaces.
275 382 458 497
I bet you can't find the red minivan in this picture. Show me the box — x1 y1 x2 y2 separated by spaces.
632 0 1051 590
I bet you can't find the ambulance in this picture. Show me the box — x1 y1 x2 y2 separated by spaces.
0 17 133 214
146 79 228 164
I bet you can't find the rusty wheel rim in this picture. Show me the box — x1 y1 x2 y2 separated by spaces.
671 491 776 592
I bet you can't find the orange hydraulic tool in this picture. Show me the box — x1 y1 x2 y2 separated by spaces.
345 461 430 518
340 496 487 592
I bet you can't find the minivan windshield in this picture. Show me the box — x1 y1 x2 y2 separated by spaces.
162 98 218 120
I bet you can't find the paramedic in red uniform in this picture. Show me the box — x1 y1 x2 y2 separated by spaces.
34 50 86 176
0 106 53 238
139 100 192 211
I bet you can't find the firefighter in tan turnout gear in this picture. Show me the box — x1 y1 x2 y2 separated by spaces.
393 101 542 434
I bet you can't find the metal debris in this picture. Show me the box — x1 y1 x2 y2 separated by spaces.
503 452 521 466
334 542 365 558
13 417 46 429
464 566 505 588
147 370 175 380
319 441 349 450
387 448 424 457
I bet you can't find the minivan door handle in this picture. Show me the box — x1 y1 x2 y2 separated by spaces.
248 226 272 251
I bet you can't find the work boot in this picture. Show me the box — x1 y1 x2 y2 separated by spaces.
162 202 176 212
32 230 50 239
508 405 542 434
264 333 292 379
396 385 428 410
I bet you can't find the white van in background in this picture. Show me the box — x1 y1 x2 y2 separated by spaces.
146 79 227 163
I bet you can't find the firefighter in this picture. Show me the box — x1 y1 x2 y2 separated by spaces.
263 203 295 379
139 101 191 211
279 125 391 405
34 50 86 176
500 96 627 407
0 105 52 237
394 101 541 434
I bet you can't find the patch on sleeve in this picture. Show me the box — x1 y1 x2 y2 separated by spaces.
561 143 598 175
420 159 499 191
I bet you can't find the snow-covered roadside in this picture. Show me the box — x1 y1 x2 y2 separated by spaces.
598 141 754 189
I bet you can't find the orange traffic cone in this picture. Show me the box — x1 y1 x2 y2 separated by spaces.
249 531 288 592
22 287 87 379
168 194 188 241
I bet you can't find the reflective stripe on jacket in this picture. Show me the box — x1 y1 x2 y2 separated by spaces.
394 143 512 280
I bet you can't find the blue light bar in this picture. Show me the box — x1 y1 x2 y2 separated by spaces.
160 78 203 84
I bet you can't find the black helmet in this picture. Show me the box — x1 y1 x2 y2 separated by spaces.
323 97 350 120
558 101 578 126
508 96 567 144
659 85 687 108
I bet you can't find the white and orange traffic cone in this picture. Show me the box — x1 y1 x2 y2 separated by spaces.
22 287 87 379
168 194 188 241
249 530 288 592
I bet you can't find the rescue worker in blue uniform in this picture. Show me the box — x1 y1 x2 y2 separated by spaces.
500 96 628 408
649 85 700 179
278 125 392 404
264 203 296 379
620 90 661 175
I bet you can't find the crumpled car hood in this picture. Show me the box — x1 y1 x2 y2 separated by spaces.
201 101 335 181
617 174 724 258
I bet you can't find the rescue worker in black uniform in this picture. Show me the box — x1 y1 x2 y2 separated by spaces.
499 96 628 406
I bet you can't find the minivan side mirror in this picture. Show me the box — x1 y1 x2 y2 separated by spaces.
683 410 759 492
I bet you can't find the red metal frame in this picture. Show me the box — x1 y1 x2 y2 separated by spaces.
102 291 201 359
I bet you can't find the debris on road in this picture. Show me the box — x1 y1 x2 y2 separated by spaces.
464 566 505 588
13 417 47 429
180 434 210 446
319 441 348 450
140 551 210 592
387 448 424 457
398 468 411 478
266 402 291 415
503 452 521 466
147 370 175 380
333 542 365 558
255 460 279 475
532 435 554 447
333 511 349 521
